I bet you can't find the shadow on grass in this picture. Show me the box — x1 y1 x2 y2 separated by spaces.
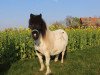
0 63 11 75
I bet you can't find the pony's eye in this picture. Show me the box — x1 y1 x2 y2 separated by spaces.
29 23 32 26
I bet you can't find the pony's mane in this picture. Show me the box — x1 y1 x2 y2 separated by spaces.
39 18 47 38
29 14 47 38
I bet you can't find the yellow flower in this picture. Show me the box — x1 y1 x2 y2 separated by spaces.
26 28 31 33
19 26 23 30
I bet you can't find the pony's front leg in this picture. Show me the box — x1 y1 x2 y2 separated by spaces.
45 52 51 75
36 52 45 71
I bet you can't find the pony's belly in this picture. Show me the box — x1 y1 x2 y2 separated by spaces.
50 49 63 55
50 42 67 55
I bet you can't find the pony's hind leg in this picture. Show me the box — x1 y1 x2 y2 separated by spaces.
61 48 66 63
54 54 59 62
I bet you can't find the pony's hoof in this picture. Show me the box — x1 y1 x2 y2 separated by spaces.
39 68 44 71
39 69 43 71
45 73 53 75
54 59 58 62
45 70 52 75
61 60 63 63
39 66 45 71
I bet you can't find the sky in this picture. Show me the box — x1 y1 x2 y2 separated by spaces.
0 0 100 29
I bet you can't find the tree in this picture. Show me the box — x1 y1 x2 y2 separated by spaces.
65 16 73 26
65 16 81 28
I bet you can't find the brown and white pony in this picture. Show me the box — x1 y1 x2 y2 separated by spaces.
29 14 68 75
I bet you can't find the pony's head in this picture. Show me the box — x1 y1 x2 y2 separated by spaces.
29 14 47 40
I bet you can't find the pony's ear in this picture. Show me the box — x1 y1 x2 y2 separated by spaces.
40 14 42 18
37 14 42 18
30 14 34 18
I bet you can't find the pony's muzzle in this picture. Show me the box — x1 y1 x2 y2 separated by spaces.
32 29 40 40
33 33 37 37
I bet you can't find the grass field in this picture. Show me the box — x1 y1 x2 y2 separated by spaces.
3 46 100 75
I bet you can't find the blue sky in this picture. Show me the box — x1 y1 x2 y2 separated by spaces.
0 0 100 29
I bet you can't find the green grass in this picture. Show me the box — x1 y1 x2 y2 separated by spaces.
5 46 100 75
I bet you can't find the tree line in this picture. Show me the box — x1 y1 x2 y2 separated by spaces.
52 16 100 28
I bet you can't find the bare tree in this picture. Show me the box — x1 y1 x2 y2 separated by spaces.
65 16 81 28
65 16 73 26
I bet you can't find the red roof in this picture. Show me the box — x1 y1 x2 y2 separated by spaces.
80 17 100 26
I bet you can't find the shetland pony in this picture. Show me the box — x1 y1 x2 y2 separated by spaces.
29 14 68 75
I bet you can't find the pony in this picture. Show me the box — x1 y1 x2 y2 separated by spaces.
29 14 68 75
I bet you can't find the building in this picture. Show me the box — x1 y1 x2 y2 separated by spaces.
80 17 100 27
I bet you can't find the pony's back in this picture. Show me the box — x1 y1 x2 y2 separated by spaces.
49 29 68 55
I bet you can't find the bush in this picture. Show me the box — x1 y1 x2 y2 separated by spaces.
0 28 35 64
67 28 100 51
0 27 100 64
49 26 100 51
